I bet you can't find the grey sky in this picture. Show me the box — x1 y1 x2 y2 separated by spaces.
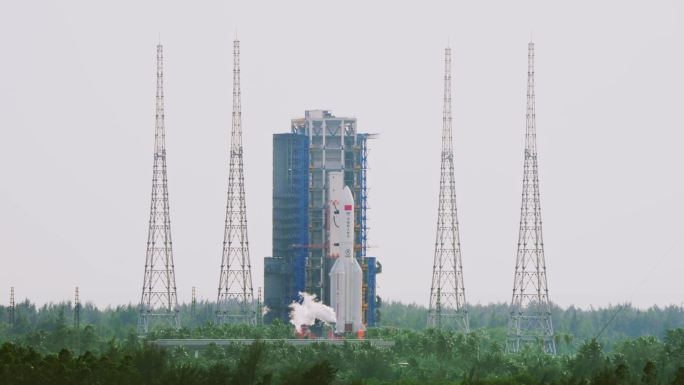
1 0 683 309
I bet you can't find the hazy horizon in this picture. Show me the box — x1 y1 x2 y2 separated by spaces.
1 0 684 309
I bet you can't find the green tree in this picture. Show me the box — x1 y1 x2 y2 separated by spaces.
671 367 684 385
232 341 271 385
642 360 658 385
568 338 605 382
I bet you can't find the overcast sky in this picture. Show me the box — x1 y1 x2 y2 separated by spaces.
1 0 683 309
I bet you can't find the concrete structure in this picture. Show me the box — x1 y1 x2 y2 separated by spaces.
265 110 381 327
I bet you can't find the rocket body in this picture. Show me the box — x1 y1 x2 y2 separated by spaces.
328 172 364 334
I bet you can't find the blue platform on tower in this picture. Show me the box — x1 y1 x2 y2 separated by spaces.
265 133 309 324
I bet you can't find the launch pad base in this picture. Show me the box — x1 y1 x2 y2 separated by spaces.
149 338 394 348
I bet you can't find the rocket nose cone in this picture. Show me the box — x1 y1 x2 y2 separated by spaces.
343 186 354 204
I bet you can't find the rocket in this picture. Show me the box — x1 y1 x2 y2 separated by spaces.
328 172 364 334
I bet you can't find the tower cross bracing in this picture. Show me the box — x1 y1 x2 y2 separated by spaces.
216 39 256 325
138 43 180 334
9 287 15 325
427 46 469 332
505 42 556 354
74 286 81 329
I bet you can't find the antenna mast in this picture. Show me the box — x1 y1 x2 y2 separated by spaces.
191 286 197 317
257 287 263 326
138 43 180 334
506 41 556 354
8 287 15 326
74 287 81 329
216 38 256 325
427 46 469 331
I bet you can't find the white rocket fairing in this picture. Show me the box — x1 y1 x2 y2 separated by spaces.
328 172 364 334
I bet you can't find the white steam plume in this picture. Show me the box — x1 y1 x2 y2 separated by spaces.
289 292 336 332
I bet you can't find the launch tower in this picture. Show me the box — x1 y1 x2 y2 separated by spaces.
216 39 256 325
265 110 381 327
74 286 81 329
427 46 469 332
8 287 15 326
505 42 556 354
138 43 180 334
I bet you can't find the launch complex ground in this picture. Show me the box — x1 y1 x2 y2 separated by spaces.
132 39 557 354
149 339 394 348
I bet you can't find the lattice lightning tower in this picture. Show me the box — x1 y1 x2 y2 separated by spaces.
74 286 81 329
427 46 469 332
216 39 256 325
138 43 180 334
505 42 556 354
8 287 15 325
191 286 197 317
257 287 263 326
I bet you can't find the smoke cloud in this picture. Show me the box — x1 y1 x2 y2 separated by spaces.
289 292 336 332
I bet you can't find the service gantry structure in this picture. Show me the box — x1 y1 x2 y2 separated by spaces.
427 46 469 332
265 110 380 327
505 41 556 354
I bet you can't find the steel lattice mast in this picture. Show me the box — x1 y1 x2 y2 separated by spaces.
506 41 556 354
74 286 81 329
138 43 180 334
8 287 15 325
191 286 197 317
216 38 256 325
427 46 469 332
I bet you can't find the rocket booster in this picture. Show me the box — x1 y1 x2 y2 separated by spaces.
328 172 364 334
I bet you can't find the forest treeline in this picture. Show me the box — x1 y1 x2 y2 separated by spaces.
2 299 683 349
1 300 684 384
380 301 684 349
1 325 684 384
